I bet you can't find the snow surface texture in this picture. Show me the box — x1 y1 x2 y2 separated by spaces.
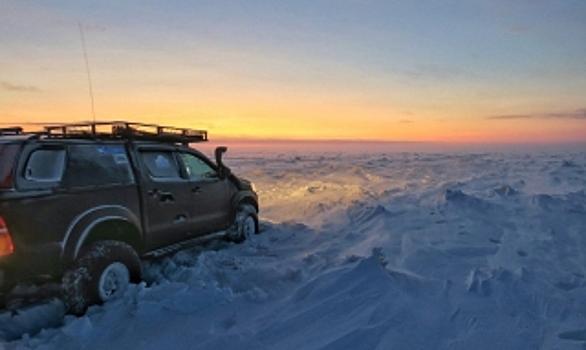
2 147 586 349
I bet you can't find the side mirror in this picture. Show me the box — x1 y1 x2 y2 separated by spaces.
214 146 231 178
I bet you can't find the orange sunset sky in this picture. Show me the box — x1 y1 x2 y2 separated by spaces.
1 1 585 144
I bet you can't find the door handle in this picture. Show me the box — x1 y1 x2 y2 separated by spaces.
192 186 201 194
148 189 174 202
159 191 174 203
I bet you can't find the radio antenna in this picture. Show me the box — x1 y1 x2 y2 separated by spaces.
79 22 96 122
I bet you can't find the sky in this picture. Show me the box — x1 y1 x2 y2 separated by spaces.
1 0 585 143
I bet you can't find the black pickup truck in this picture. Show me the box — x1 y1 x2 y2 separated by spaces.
0 121 258 314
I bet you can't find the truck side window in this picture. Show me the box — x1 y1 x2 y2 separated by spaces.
180 153 218 180
64 145 134 188
141 151 181 179
24 149 66 182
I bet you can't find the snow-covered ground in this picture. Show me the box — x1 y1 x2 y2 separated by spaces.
2 143 586 349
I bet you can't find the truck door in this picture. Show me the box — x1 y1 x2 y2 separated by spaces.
179 152 232 235
137 148 194 249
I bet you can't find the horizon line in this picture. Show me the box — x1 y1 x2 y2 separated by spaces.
204 137 586 146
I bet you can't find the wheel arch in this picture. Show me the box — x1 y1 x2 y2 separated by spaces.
62 205 143 263
231 191 259 213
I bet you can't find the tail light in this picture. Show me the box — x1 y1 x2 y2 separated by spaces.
0 216 14 257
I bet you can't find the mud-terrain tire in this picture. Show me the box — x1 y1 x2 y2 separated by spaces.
61 240 141 316
227 204 258 243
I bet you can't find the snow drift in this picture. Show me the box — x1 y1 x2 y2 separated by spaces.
2 146 586 349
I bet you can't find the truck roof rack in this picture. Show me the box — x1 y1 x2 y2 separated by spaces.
43 121 208 145
0 127 24 136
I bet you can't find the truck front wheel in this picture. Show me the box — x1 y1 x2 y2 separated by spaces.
61 240 141 315
227 204 258 243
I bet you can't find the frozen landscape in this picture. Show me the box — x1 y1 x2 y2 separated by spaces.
1 142 586 349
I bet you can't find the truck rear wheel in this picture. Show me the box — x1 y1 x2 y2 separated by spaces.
61 240 141 315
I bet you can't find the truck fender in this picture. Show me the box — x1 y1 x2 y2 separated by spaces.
61 205 142 262
231 191 258 213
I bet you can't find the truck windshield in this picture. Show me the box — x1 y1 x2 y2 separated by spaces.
0 144 20 189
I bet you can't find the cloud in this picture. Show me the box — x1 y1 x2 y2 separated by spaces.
544 109 586 119
1 81 40 92
487 109 586 120
486 114 533 120
398 64 476 83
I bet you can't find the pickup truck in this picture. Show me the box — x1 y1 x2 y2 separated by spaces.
0 121 259 315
